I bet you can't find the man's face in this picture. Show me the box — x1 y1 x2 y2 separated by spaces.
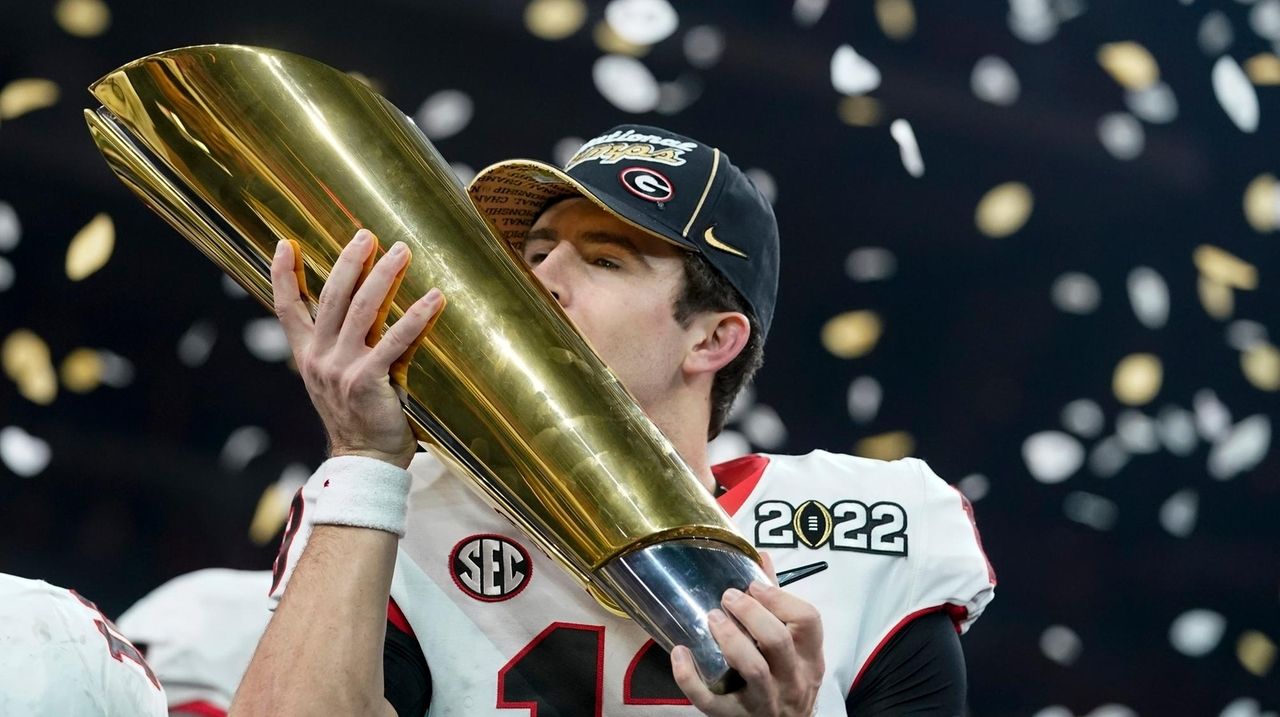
521 196 692 410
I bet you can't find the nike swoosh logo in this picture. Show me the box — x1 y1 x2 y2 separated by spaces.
776 561 829 587
703 226 749 259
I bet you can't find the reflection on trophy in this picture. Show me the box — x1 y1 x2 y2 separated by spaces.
84 44 767 693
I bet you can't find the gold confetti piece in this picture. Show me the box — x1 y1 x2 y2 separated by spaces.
838 96 883 127
1097 42 1160 90
1241 343 1280 392
0 79 60 120
1243 174 1278 233
593 20 650 57
65 213 115 281
855 431 915 461
1112 353 1162 406
1194 245 1257 290
1237 631 1276 677
248 481 294 545
526 0 587 41
54 0 111 37
975 182 1034 238
1245 53 1280 85
59 348 103 393
821 310 883 359
2 330 57 405
875 0 916 41
1197 276 1234 320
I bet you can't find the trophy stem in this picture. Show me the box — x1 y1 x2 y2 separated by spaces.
597 539 770 694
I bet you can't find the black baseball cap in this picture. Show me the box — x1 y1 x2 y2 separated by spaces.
467 124 780 338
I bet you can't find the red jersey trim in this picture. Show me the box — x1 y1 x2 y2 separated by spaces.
847 603 970 693
948 486 997 586
169 700 227 717
712 454 770 516
387 597 415 638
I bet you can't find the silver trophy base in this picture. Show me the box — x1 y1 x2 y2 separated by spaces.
597 539 770 694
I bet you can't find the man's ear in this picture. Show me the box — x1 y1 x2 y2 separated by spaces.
684 311 750 377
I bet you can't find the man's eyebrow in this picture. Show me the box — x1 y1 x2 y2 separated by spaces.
525 227 556 244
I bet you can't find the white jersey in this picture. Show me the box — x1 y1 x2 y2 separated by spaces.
116 568 274 715
0 574 168 717
273 449 995 716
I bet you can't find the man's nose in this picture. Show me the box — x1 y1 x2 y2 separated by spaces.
531 243 574 307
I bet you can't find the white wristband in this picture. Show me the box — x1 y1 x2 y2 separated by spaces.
311 455 412 537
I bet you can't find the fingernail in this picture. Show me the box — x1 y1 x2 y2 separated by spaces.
707 609 727 624
723 588 744 603
671 646 688 666
390 242 408 257
354 229 372 245
275 240 286 256
424 288 442 304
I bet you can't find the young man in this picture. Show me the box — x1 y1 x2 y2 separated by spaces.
234 125 995 716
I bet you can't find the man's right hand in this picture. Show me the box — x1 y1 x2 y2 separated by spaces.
270 228 445 469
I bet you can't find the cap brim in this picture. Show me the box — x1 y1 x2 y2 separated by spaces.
467 160 698 252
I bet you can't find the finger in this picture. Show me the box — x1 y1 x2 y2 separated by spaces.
368 289 445 378
389 289 446 385
366 249 411 347
707 607 772 689
336 241 411 350
747 581 824 664
722 588 798 672
760 551 779 586
669 646 720 714
287 239 311 304
270 240 314 352
313 229 377 344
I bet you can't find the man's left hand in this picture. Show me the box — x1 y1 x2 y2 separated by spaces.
671 563 825 716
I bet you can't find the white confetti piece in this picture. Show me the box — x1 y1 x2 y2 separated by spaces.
592 55 660 113
890 119 925 178
1159 488 1198 537
845 248 897 282
605 0 678 45
971 55 1020 105
0 426 51 477
1170 609 1227 656
243 317 292 362
219 425 270 472
1061 398 1105 438
1064 491 1118 530
178 320 217 368
1023 431 1084 483
742 404 787 449
415 90 474 140
1098 112 1145 160
1208 414 1271 480
683 25 724 68
1125 82 1178 123
847 376 883 424
1051 272 1101 314
958 473 990 501
831 45 881 95
0 201 20 251
1212 56 1259 133
1127 266 1169 328
1040 624 1083 665
1116 410 1159 454
1157 406 1198 456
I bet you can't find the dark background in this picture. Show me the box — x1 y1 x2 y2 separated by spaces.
1 1 1277 714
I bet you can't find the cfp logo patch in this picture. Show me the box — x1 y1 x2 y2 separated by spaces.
449 534 532 602
619 167 675 203
754 500 909 556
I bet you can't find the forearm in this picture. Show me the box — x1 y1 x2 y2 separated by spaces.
233 525 398 716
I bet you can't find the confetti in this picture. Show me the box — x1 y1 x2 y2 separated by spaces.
415 90 474 140
221 273 249 299
0 201 20 251
1097 113 1145 161
971 56 1020 106
1249 0 1280 42
1244 53 1280 85
1194 389 1233 442
1225 320 1268 352
1061 398 1104 438
847 376 883 423
845 248 897 282
957 473 989 501
1009 0 1058 44
65 213 115 281
821 310 882 359
2 329 57 405
1198 11 1234 56
889 119 925 178
1088 436 1130 478
1194 245 1257 290
745 168 777 205
219 426 270 472
592 55 660 112
975 182 1034 238
838 96 883 127
592 21 650 56
1063 491 1118 530
1156 406 1198 456
1236 631 1276 677
792 0 828 27
1158 488 1198 537
0 256 12 292
248 463 309 545
524 0 587 41
1126 267 1168 328
742 405 787 449
59 348 104 393
1051 272 1101 314
1242 173 1280 232
1040 625 1083 665
177 320 217 368
1112 353 1162 406
1207 415 1271 480
605 0 678 46
1197 276 1235 320
243 318 291 362
683 25 725 69
707 429 751 464
1241 343 1280 391
450 162 476 185
0 79 60 120
854 430 914 461
1097 42 1160 90
53 0 111 37
1023 431 1084 483
552 136 585 167
1115 410 1158 454
830 45 882 96
1212 56 1259 134
1124 82 1178 123
0 426 51 478
874 0 916 41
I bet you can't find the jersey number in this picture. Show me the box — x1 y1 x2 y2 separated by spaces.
70 591 161 690
497 623 688 714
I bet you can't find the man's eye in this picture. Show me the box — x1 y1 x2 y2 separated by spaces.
526 252 548 265
593 258 621 270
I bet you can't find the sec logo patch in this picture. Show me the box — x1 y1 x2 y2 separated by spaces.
449 534 532 602
619 166 675 202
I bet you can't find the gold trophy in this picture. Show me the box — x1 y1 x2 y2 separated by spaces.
84 45 767 692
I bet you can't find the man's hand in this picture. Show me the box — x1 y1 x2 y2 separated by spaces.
271 229 444 469
671 555 825 716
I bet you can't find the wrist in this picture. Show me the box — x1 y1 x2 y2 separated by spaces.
328 444 413 470
312 455 413 536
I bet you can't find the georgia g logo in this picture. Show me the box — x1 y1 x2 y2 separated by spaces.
619 166 675 203
449 534 532 602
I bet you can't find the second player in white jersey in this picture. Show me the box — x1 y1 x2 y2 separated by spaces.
272 447 995 715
